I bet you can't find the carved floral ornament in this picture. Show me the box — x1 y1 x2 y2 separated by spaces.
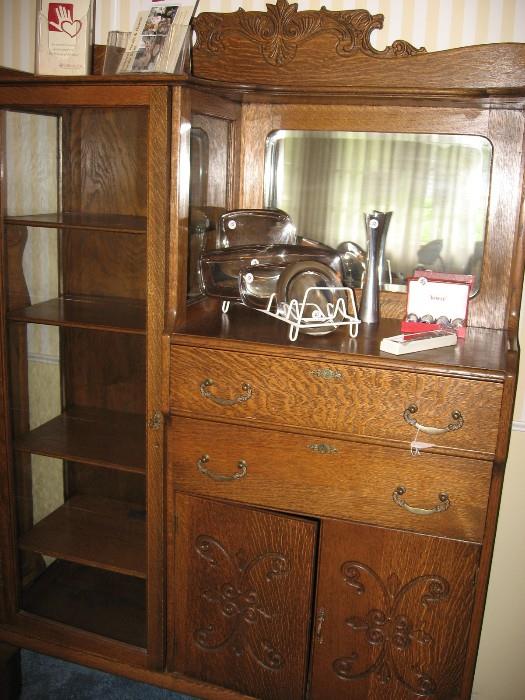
333 561 451 695
192 0 426 68
193 534 289 670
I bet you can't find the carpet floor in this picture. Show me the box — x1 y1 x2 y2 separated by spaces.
19 650 199 699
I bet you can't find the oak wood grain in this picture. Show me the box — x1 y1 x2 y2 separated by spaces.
4 212 146 233
7 296 146 333
4 611 148 671
167 87 190 329
1 6 524 697
192 3 525 92
14 406 145 473
62 230 146 301
18 494 146 578
169 416 491 542
310 519 480 699
63 328 146 413
67 108 148 218
144 86 171 669
169 493 316 700
1 142 34 598
22 560 146 647
170 344 503 459
174 304 512 378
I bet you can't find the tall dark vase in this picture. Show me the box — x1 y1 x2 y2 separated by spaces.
359 210 392 324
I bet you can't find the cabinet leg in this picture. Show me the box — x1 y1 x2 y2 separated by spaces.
0 643 22 700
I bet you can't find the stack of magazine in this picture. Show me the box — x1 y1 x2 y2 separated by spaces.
118 1 198 74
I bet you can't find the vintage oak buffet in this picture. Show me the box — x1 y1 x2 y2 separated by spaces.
1 3 525 699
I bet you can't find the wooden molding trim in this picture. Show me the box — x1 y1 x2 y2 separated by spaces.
193 0 425 69
191 0 525 92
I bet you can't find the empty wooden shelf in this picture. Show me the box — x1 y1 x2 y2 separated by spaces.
7 296 146 333
14 406 146 473
22 560 146 648
18 495 146 579
4 212 147 234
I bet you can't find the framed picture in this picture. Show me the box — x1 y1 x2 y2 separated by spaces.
36 1 94 76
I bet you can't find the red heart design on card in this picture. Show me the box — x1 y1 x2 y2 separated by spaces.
61 20 82 38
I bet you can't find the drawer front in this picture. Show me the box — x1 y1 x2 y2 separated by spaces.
169 417 492 542
170 345 503 458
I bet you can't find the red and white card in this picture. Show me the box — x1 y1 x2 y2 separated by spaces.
36 1 93 75
401 271 473 338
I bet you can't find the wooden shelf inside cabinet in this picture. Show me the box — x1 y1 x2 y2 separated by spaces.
22 560 146 648
14 406 146 473
18 494 146 579
7 296 146 333
4 212 147 235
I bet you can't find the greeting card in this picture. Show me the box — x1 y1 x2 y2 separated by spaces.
36 1 93 75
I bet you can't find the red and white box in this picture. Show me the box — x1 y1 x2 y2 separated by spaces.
401 271 473 338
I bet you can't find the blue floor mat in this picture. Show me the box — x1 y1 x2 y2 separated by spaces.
20 650 198 700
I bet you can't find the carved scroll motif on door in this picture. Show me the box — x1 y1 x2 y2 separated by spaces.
193 534 290 670
333 561 450 695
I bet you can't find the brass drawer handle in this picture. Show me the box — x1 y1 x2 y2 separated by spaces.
393 486 450 516
403 404 464 435
200 378 253 406
197 454 248 482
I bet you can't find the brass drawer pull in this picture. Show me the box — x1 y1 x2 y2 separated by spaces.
393 486 450 515
200 378 253 406
197 454 248 482
403 404 464 435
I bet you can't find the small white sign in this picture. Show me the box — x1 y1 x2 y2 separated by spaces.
406 278 469 322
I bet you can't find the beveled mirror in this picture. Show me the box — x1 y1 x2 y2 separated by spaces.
264 130 492 294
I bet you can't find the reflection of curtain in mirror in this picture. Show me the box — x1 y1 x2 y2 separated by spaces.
273 132 490 283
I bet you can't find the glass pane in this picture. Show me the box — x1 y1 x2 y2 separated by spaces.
264 130 492 294
188 114 230 298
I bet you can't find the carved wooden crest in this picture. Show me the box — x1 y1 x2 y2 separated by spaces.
192 0 426 68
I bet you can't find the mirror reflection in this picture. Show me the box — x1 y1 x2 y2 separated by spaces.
264 130 492 293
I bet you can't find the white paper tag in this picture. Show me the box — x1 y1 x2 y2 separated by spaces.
410 428 435 455
410 440 436 455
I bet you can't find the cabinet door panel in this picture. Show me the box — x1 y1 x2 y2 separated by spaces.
169 494 317 700
310 520 480 700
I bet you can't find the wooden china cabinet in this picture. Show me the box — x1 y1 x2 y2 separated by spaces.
1 3 525 699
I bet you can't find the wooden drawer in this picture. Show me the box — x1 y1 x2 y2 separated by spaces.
168 416 492 542
170 345 503 459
